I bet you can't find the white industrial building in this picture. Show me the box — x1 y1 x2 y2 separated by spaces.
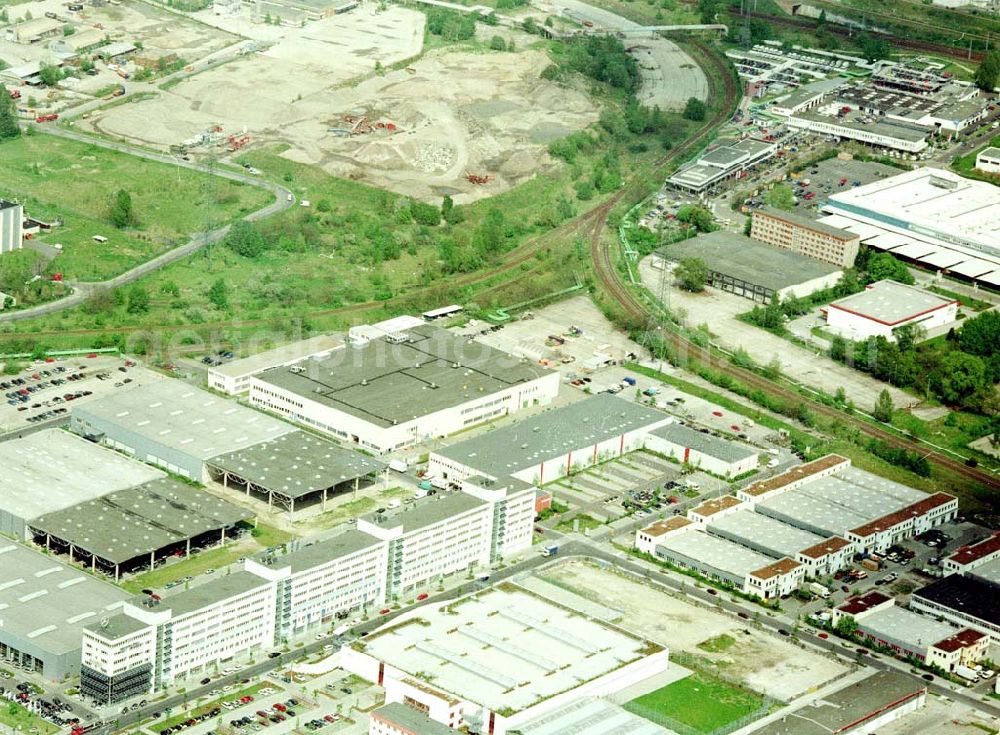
667 137 778 194
429 394 671 486
824 280 958 341
943 531 1000 577
207 334 342 395
785 112 929 153
250 322 559 454
976 147 1000 175
80 476 535 705
739 455 958 554
819 167 1000 289
342 586 670 735
645 421 759 477
0 200 23 255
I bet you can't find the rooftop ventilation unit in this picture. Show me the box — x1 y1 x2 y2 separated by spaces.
387 333 409 344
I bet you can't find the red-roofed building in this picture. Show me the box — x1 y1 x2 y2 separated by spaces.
848 493 958 553
944 531 1000 577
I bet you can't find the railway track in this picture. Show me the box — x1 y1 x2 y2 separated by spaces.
587 43 1000 493
743 10 987 62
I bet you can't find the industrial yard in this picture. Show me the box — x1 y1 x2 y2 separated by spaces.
78 7 599 202
537 559 849 701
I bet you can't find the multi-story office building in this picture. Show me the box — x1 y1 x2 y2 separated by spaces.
80 477 534 704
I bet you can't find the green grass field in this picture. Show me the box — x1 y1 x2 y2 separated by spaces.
0 700 59 735
697 634 737 653
0 135 270 281
555 514 603 533
626 673 763 733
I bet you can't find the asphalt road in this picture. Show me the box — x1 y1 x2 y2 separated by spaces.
0 126 293 324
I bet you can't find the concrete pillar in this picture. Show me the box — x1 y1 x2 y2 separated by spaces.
45 534 50 551
186 538 191 556
221 527 226 544
115 564 120 583
322 487 328 511
289 498 295 517
69 545 74 563
354 477 359 499
150 551 155 571
92 555 96 572
268 491 273 510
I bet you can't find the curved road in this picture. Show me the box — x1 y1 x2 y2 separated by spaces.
0 126 293 323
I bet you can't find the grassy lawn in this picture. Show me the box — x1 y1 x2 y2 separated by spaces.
0 135 270 281
379 486 412 500
697 634 737 653
159 681 280 731
120 523 293 593
952 134 1000 183
555 514 602 533
0 700 59 735
626 672 763 733
309 497 379 530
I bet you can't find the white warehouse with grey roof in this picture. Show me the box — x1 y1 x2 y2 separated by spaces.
429 394 672 485
72 380 295 481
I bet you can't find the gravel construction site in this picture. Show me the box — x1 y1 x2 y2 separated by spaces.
537 559 849 702
80 6 599 203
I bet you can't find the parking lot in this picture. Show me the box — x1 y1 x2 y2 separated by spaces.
0 671 86 735
0 354 162 436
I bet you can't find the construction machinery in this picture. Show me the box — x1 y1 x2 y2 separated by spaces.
466 172 493 184
227 133 250 151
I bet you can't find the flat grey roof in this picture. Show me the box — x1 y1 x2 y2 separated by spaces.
978 146 1000 160
361 491 486 533
708 509 827 559
517 697 672 735
658 529 777 578
372 703 454 735
796 112 928 143
776 76 846 110
757 206 857 240
75 380 295 461
254 324 552 428
970 557 1000 586
138 570 269 617
757 490 869 537
84 613 149 642
649 422 758 463
434 394 667 479
255 529 382 574
753 671 924 735
828 280 954 325
29 478 253 565
0 544 128 655
658 231 839 292
206 430 386 499
0 429 163 522
210 335 342 379
859 606 957 649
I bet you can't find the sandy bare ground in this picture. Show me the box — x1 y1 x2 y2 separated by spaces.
81 5 598 203
539 559 849 702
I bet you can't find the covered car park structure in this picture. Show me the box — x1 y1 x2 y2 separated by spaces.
205 430 386 516
27 478 254 581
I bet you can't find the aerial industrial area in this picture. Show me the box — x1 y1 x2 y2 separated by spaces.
0 0 999 730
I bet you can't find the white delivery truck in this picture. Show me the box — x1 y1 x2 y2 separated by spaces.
955 664 979 683
809 582 830 599
388 459 408 473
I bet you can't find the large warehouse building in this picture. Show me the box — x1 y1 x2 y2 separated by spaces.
249 323 559 454
824 280 958 341
819 167 1000 289
341 586 670 735
657 232 842 303
429 394 672 485
0 429 162 538
72 381 295 481
645 421 759 477
0 544 128 682
666 137 778 194
207 334 342 395
739 455 957 553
